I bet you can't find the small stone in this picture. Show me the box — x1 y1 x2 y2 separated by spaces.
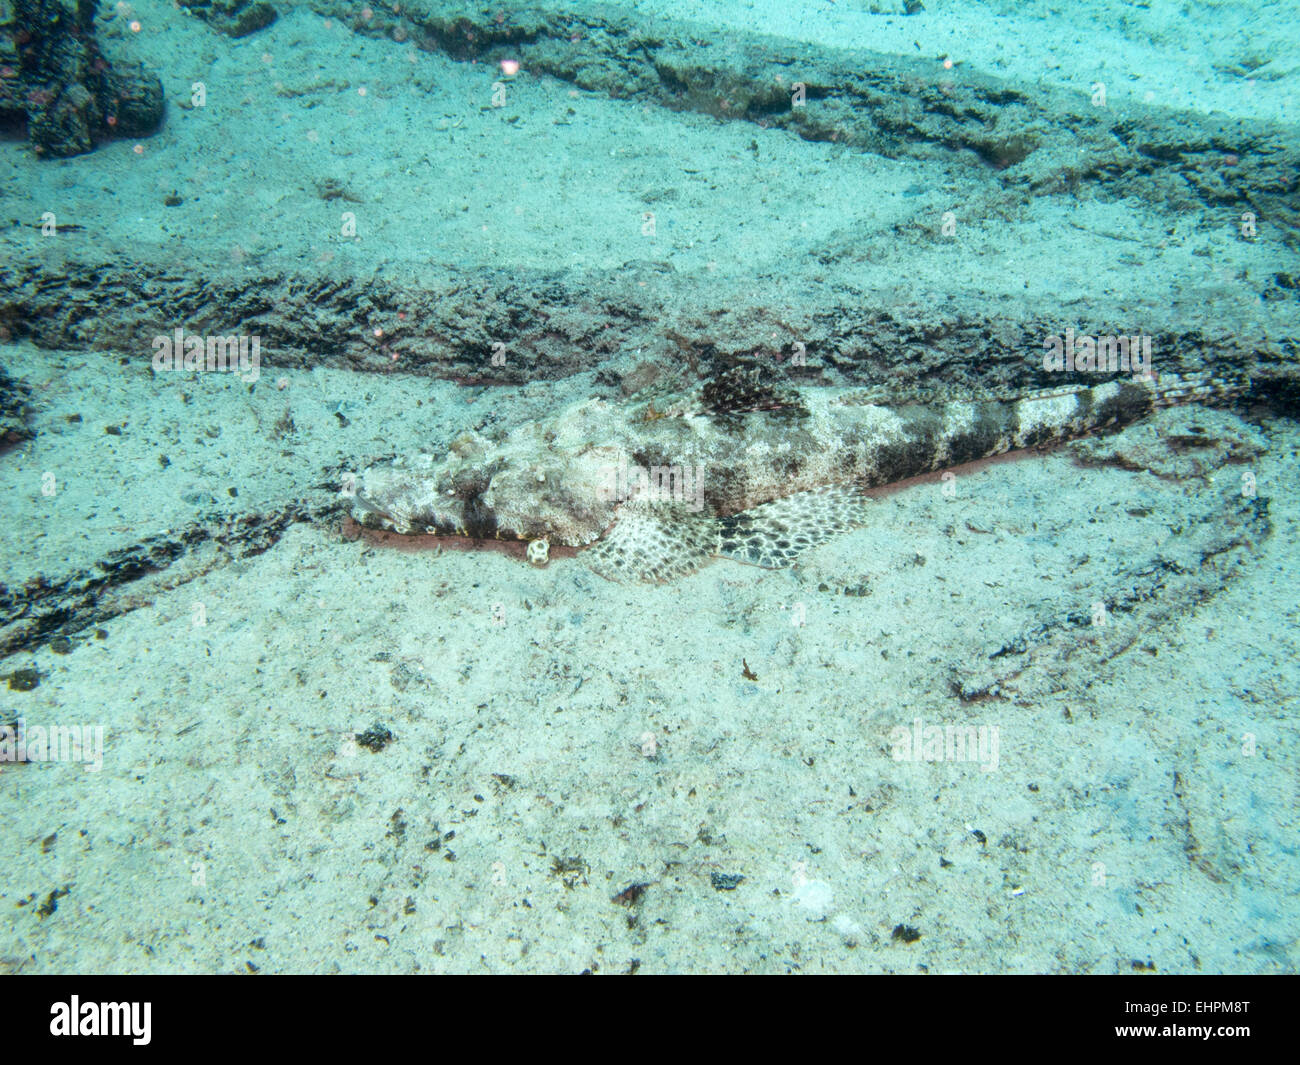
6 668 40 692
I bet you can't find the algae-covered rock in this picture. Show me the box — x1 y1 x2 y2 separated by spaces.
0 363 33 450
0 0 164 157
178 0 277 38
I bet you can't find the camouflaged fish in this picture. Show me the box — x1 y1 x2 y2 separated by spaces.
349 367 1238 583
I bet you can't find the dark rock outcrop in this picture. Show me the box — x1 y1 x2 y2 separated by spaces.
0 362 32 449
0 0 163 157
178 0 277 39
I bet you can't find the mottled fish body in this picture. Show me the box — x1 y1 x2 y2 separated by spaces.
352 372 1237 582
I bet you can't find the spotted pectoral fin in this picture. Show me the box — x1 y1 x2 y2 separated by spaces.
583 503 716 584
714 486 869 569
584 487 868 583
